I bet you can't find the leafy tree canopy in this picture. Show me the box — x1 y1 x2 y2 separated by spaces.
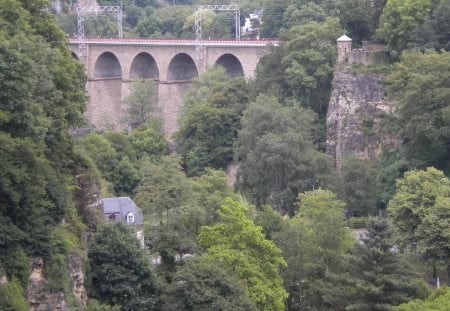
394 287 450 311
87 223 161 310
235 95 335 215
199 198 288 310
0 0 87 284
387 50 450 173
123 79 159 129
326 218 421 310
162 258 257 311
388 167 450 279
378 0 434 51
273 190 353 310
176 67 250 176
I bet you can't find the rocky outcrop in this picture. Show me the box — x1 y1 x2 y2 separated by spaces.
27 258 68 311
69 255 88 307
26 255 87 310
326 68 398 168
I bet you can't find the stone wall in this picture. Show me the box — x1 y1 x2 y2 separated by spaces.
158 81 193 139
69 41 272 133
326 68 398 168
86 78 124 130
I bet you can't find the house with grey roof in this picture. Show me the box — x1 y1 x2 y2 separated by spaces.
101 197 145 246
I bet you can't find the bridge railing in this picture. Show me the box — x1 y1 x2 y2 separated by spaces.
68 37 280 46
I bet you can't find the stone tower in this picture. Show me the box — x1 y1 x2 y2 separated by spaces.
337 34 352 63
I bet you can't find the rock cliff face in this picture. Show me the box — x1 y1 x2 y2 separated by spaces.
27 258 68 311
26 256 88 310
326 68 398 168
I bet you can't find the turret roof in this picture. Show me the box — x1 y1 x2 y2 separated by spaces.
337 34 352 42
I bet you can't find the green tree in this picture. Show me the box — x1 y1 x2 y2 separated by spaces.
255 17 342 121
0 278 28 311
88 223 161 310
199 198 288 310
126 122 168 163
386 50 450 173
378 0 434 51
376 147 410 209
395 287 450 311
162 259 257 311
388 167 450 282
176 67 250 176
123 79 159 129
336 0 374 43
134 155 199 279
273 190 354 311
260 0 287 37
184 10 234 39
327 218 421 310
84 299 121 311
0 0 86 278
235 95 334 215
339 155 379 216
190 168 240 224
282 17 342 117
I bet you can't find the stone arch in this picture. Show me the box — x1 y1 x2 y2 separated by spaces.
130 52 159 80
94 52 122 78
215 54 244 77
167 53 198 81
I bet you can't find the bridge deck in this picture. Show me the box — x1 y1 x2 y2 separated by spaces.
68 37 280 47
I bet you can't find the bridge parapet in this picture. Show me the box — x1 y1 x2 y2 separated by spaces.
68 37 280 47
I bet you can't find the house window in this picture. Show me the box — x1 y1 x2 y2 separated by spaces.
127 213 134 223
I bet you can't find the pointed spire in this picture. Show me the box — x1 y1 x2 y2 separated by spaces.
337 34 352 42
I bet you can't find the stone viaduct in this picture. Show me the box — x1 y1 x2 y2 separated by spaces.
68 37 278 137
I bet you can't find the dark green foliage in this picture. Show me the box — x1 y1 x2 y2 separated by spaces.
84 299 121 311
336 0 374 43
176 68 250 176
388 168 450 280
386 50 450 173
0 246 29 288
134 156 199 280
199 198 288 310
0 0 86 282
326 218 420 310
81 123 167 196
0 278 29 311
395 287 450 311
123 79 159 129
190 168 240 225
338 155 379 216
255 17 342 122
162 259 257 311
273 190 354 311
377 0 450 51
87 223 161 310
375 147 410 209
235 95 335 215
282 17 342 117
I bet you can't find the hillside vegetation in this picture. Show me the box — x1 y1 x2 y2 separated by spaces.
1 0 449 310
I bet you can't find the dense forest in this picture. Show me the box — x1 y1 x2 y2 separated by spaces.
1 0 449 310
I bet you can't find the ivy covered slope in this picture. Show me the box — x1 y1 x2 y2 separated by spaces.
0 0 88 303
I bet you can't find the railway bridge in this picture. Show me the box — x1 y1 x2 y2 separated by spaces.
68 37 278 136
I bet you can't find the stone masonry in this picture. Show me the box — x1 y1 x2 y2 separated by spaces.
327 35 397 168
68 38 276 137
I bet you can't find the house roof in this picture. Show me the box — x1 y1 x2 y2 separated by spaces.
102 197 144 225
337 34 352 42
